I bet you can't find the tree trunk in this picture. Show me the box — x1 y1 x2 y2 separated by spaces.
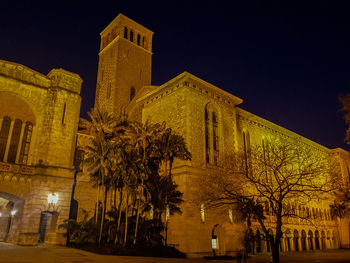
95 185 100 224
123 193 129 246
98 185 107 246
115 187 123 245
271 242 280 263
114 183 117 208
133 179 144 245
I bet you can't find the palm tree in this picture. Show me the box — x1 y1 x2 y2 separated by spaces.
158 128 191 179
82 108 119 246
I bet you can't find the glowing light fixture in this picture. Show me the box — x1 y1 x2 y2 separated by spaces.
48 193 58 205
228 209 233 223
200 204 205 222
11 210 17 216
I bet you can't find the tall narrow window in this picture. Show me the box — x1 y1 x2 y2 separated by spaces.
243 131 251 174
205 105 219 165
205 108 210 163
262 137 269 182
137 34 141 45
212 112 218 165
142 36 145 47
107 83 111 99
7 119 22 163
62 103 66 124
124 27 128 39
0 116 11 162
0 117 11 161
130 30 134 42
130 87 135 101
19 122 33 165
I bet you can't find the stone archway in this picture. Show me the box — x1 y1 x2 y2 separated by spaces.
0 192 24 242
321 231 326 250
301 230 307 251
308 230 314 250
315 230 320 250
293 230 299 251
285 229 292 252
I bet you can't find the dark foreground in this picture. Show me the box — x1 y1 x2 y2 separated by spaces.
0 243 349 263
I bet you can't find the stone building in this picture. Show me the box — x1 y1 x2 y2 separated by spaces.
0 60 96 245
92 14 350 257
0 13 349 257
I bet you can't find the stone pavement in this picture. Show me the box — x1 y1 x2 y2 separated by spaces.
0 242 350 263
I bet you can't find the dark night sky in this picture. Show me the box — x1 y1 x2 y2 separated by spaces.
1 0 350 149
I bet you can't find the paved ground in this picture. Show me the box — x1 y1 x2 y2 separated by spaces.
0 242 350 263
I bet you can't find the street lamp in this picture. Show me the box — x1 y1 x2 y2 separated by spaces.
48 193 59 205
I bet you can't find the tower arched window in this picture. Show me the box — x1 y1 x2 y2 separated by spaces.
7 119 22 163
0 116 11 161
137 34 141 45
130 86 136 101
130 30 134 42
124 27 128 39
204 104 219 165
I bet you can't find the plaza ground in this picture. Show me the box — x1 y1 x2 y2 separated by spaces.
0 243 350 263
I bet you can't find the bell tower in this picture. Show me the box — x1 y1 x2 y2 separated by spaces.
95 14 153 116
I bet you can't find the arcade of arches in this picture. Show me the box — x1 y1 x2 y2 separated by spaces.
252 228 338 254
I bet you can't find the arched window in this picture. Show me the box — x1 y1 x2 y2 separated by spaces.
205 108 210 163
204 104 219 165
0 117 11 161
130 30 134 42
7 119 22 163
142 36 145 47
124 27 128 39
212 112 218 165
243 131 251 173
130 86 135 101
137 34 141 45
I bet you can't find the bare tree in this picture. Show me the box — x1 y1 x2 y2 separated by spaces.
197 138 339 263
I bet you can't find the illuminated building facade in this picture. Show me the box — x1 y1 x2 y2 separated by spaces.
92 14 350 256
0 13 349 257
0 60 94 245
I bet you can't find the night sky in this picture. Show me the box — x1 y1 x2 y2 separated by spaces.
1 1 350 149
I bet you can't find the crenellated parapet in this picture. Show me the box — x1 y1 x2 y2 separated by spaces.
47 69 82 95
0 60 50 88
0 60 82 95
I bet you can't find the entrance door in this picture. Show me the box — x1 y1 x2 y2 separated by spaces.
0 214 10 241
38 212 49 243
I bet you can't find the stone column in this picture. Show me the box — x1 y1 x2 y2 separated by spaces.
312 237 316 250
280 238 286 252
306 238 310 251
298 238 302 252
290 238 295 251
4 120 15 162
